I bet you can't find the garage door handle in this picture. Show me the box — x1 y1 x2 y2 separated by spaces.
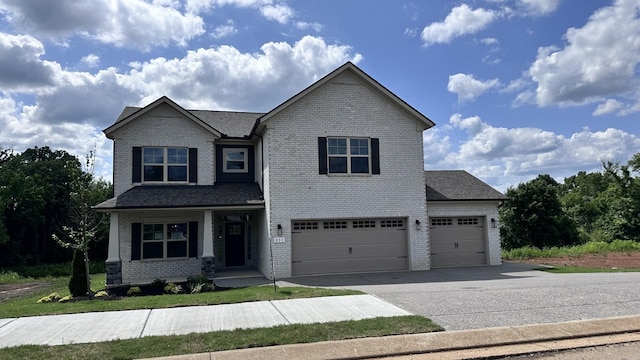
348 247 352 254
292 260 302 263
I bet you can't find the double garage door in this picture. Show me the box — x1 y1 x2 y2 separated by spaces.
429 217 487 268
291 218 408 276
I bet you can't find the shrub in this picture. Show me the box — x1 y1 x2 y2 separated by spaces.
127 286 141 296
94 290 109 298
58 295 72 303
36 293 62 303
164 282 183 294
151 278 168 289
68 249 89 297
187 274 213 293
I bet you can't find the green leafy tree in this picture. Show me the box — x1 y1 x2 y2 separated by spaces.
0 146 79 265
500 174 580 250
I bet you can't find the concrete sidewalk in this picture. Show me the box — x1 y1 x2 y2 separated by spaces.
148 315 640 360
0 294 410 348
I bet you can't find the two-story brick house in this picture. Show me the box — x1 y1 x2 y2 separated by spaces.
96 62 504 285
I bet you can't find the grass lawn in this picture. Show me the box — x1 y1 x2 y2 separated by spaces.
0 273 361 318
0 271 443 359
0 315 442 360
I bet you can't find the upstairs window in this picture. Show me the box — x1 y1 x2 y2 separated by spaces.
142 147 188 182
223 148 248 173
327 137 370 174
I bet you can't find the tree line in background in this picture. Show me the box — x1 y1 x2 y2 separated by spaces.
0 146 112 267
500 153 640 250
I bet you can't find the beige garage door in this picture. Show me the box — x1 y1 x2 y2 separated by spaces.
291 218 408 276
430 217 486 268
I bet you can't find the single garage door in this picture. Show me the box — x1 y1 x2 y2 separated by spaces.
430 217 486 267
291 218 408 276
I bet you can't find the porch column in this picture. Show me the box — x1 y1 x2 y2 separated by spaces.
201 210 215 279
105 212 122 285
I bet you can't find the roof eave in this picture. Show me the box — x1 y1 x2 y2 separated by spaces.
103 96 223 138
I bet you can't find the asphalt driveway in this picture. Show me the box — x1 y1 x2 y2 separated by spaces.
283 262 640 330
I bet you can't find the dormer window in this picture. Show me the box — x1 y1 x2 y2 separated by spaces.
143 147 188 182
223 148 248 173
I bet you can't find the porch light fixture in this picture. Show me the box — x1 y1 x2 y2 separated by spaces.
491 218 497 228
277 224 282 235
415 219 421 230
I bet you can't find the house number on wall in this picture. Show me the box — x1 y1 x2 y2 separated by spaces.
272 237 286 243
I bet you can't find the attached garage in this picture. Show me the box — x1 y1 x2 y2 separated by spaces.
291 218 408 276
430 217 486 267
425 170 507 268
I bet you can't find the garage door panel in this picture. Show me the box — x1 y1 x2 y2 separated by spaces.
430 217 486 268
292 218 408 276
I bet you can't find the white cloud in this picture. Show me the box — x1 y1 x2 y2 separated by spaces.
295 21 323 32
517 0 561 16
211 19 238 39
260 4 295 24
126 35 361 111
593 99 623 116
528 0 640 107
421 4 497 46
480 37 498 45
424 113 640 191
0 0 205 50
0 33 60 91
81 53 100 68
447 73 500 102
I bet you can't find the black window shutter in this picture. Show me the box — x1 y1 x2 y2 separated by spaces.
188 148 198 183
371 138 380 175
189 221 198 258
132 147 142 183
318 137 327 174
131 223 141 261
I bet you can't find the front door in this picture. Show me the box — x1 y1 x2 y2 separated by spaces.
225 222 245 267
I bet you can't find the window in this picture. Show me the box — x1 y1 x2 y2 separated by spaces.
327 137 370 174
431 218 453 226
293 221 319 230
380 219 404 228
323 221 348 229
142 223 188 259
318 137 379 175
458 218 479 225
353 220 376 228
223 148 248 173
143 147 188 182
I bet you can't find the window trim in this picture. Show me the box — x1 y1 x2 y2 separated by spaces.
141 222 189 260
327 137 371 175
142 147 189 183
222 147 249 173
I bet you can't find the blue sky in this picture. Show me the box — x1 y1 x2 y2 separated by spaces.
0 0 639 191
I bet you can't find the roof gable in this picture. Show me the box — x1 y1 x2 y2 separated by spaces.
103 96 223 138
257 62 435 131
425 170 506 201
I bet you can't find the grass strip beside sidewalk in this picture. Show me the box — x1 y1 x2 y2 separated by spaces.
0 315 442 360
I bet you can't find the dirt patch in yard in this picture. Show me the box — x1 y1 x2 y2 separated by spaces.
513 252 640 268
0 282 51 302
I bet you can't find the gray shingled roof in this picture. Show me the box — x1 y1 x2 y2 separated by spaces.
190 110 263 138
425 170 506 201
114 107 262 138
94 183 264 210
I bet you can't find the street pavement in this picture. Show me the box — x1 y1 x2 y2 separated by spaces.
284 262 640 330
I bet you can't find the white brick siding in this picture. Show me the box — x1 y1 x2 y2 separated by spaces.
427 201 502 265
263 71 430 277
110 103 217 196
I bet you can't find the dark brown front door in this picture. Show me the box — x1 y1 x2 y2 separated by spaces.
225 222 245 267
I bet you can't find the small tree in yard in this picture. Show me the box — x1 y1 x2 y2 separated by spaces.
53 150 105 298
